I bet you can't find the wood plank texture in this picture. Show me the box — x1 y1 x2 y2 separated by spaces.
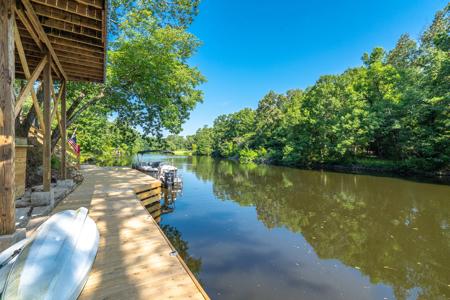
14 55 47 115
51 166 210 300
136 188 161 200
42 53 51 191
14 0 107 82
21 0 67 80
60 81 67 179
13 21 45 128
15 146 28 197
0 0 16 235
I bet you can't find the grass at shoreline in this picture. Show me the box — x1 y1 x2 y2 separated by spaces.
172 150 193 156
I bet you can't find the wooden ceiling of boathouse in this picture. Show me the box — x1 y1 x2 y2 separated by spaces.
15 0 107 83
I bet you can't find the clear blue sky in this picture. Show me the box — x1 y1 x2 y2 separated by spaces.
180 0 447 136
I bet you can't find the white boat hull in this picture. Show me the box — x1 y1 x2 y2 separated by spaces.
0 239 28 296
1 207 99 300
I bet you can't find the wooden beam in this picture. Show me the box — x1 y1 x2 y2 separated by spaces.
18 50 103 74
15 7 43 51
30 0 103 21
15 68 103 82
32 2 103 31
41 19 102 41
13 21 45 130
14 55 47 116
47 34 104 53
60 67 103 78
0 0 16 235
60 81 67 179
73 0 103 10
23 55 104 77
101 0 107 82
21 36 105 61
47 29 103 48
54 52 104 67
21 0 68 80
43 53 52 191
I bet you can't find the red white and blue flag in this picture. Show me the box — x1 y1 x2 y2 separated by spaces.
68 130 80 156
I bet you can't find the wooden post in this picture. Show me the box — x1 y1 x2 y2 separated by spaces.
60 81 67 179
0 0 16 235
43 53 52 191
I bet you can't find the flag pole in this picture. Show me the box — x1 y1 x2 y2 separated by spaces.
68 128 81 170
75 128 80 170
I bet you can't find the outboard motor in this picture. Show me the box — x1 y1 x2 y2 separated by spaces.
164 171 175 187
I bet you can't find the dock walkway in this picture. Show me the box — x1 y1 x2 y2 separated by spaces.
51 165 208 300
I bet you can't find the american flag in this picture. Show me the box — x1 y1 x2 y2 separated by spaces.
68 131 80 156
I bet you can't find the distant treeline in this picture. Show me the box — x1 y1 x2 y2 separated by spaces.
186 5 449 173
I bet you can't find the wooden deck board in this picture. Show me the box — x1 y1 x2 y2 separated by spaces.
51 165 209 300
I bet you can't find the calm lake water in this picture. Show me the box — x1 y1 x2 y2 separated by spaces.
138 154 450 300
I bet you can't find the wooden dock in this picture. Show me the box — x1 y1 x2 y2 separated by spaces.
51 165 209 300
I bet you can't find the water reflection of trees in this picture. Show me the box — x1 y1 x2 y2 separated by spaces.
158 186 202 278
161 224 202 277
187 156 450 299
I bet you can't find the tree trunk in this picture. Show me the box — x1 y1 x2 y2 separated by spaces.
15 87 43 138
50 93 103 151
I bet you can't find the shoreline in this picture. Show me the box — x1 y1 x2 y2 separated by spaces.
291 162 450 185
130 152 450 184
179 154 450 185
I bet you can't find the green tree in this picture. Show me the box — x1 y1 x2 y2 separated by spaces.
190 3 449 174
192 126 214 155
108 11 205 135
212 108 255 157
48 0 205 165
164 135 187 151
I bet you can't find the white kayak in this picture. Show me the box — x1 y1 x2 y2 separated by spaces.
1 207 99 300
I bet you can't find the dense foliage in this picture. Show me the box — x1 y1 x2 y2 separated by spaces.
190 5 449 173
16 0 204 166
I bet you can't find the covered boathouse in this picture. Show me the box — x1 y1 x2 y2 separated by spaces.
0 0 107 239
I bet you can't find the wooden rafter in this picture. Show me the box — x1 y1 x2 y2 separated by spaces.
20 37 104 62
19 56 104 77
47 31 103 48
32 2 102 31
18 35 104 67
41 18 102 40
60 80 67 179
21 0 68 80
30 0 103 21
42 52 52 191
13 20 45 129
15 69 102 82
47 34 104 53
15 56 47 116
15 7 43 51
74 0 103 10
14 0 106 82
